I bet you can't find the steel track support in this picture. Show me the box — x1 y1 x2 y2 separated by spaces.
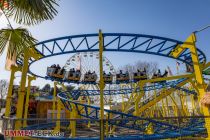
171 33 210 138
70 104 76 137
5 66 21 117
54 98 61 132
52 82 57 119
99 29 105 140
23 75 36 127
15 49 29 132
87 97 91 128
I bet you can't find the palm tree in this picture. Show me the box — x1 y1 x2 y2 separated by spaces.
2 0 59 25
0 0 59 69
0 28 37 69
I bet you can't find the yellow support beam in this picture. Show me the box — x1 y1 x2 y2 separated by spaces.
52 82 57 119
190 94 197 115
169 44 185 58
140 73 193 84
23 75 36 127
99 29 105 140
54 98 61 132
15 50 29 130
87 97 91 128
105 114 109 137
165 96 170 117
70 104 77 137
161 98 166 117
5 65 21 117
169 34 196 58
54 82 67 132
169 33 210 138
134 83 144 116
137 78 191 114
169 94 179 117
179 94 187 116
28 47 43 60
186 34 210 138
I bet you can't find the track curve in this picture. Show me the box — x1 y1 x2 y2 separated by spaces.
15 33 206 80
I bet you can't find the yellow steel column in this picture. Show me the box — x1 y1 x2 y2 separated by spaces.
5 66 21 117
23 75 36 127
169 95 179 117
70 104 76 137
52 82 57 119
190 95 196 115
15 50 29 130
87 97 91 128
134 83 144 116
122 94 125 112
183 94 190 116
187 33 210 138
99 29 105 139
179 94 187 116
161 99 166 117
165 96 170 117
105 114 109 137
152 90 157 117
54 98 61 132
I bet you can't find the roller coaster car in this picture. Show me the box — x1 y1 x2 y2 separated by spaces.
83 73 97 82
103 74 113 83
133 72 147 81
46 67 64 79
116 74 129 82
65 71 81 81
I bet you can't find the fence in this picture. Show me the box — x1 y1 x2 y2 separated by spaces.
0 116 209 140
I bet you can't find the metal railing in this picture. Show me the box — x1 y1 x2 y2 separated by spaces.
0 116 209 140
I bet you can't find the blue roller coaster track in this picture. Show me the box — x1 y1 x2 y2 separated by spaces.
20 33 206 139
15 33 206 80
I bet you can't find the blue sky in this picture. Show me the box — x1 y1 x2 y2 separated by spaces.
0 0 210 87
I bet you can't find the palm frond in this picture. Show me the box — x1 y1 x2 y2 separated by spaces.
2 0 59 25
0 28 37 59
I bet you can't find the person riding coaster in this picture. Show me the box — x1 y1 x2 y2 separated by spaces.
103 71 113 83
133 68 147 81
46 64 64 79
83 71 97 82
116 70 130 82
152 69 168 83
64 68 81 81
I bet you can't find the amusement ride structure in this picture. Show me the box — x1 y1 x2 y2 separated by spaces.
3 30 210 139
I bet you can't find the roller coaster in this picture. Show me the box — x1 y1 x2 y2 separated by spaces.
3 31 210 139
